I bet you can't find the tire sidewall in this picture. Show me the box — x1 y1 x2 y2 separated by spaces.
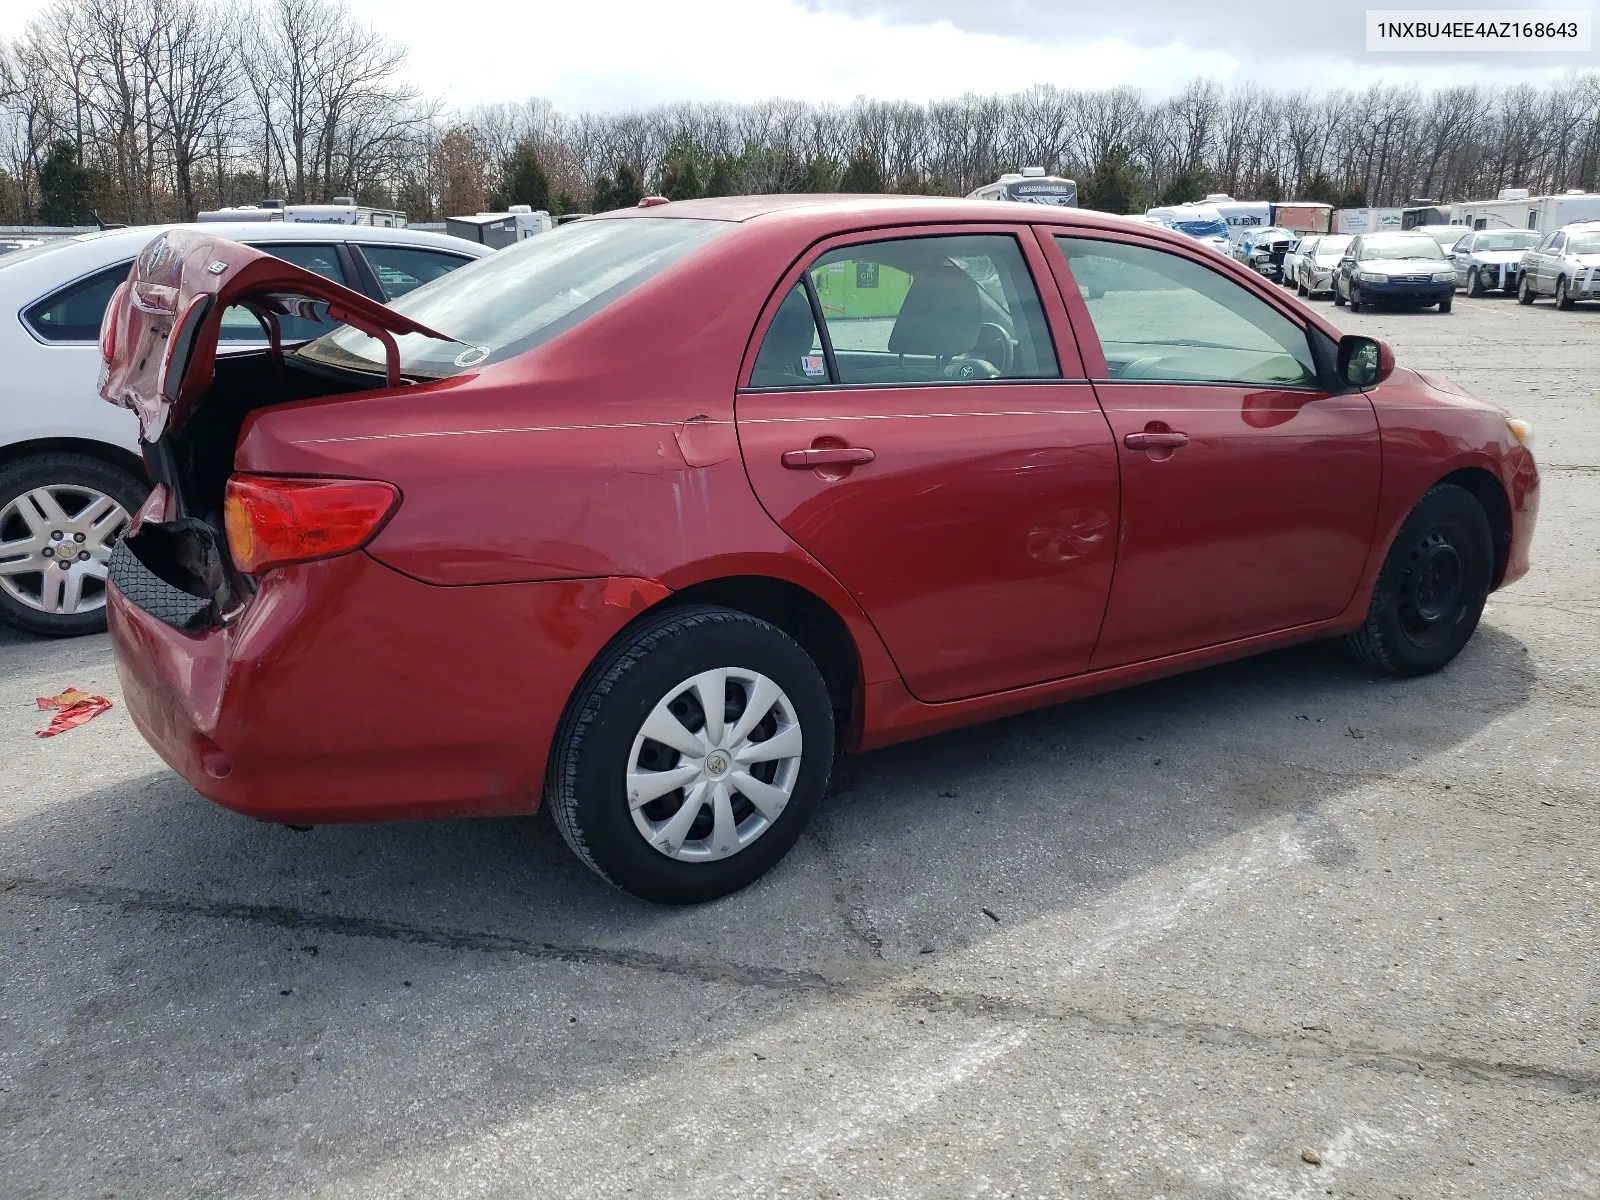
557 610 834 903
1369 486 1494 675
0 453 148 637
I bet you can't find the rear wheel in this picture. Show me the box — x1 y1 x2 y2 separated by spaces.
0 453 146 637
1343 483 1493 677
1556 276 1575 310
546 604 835 903
1517 275 1536 305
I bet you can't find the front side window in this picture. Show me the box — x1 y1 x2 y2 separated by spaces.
803 234 1059 385
1055 236 1318 387
23 263 130 342
358 244 474 300
300 216 730 378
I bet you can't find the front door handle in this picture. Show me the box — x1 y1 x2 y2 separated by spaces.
782 446 876 469
1123 431 1189 451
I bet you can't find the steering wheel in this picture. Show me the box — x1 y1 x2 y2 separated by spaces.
969 322 1016 375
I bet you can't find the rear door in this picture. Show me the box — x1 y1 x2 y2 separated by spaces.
735 225 1120 704
1042 229 1381 669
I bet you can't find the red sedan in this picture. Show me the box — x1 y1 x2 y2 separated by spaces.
98 199 1538 903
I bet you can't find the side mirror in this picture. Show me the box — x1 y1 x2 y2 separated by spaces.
1338 334 1394 389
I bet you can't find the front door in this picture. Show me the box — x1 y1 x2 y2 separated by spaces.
736 228 1120 704
1045 231 1382 669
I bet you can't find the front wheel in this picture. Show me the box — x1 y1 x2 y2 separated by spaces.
1517 275 1536 305
1348 286 1363 313
0 453 146 637
1297 276 1308 296
1556 277 1575 310
546 604 835 903
1438 296 1453 313
1467 269 1485 297
1343 483 1494 677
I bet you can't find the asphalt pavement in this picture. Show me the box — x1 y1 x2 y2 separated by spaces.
1 290 1596 1199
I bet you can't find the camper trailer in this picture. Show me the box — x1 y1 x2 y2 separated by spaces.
1450 188 1600 234
197 198 407 227
968 167 1079 207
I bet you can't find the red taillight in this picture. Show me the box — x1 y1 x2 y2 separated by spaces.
224 474 399 575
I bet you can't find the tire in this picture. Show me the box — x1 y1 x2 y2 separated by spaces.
1466 269 1484 297
1348 286 1363 313
1297 276 1308 296
1333 278 1346 307
1343 483 1494 678
0 453 147 638
1438 296 1453 313
1517 275 1536 305
546 604 835 904
1556 277 1574 310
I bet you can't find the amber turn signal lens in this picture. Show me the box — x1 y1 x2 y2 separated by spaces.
224 474 399 575
1506 418 1535 449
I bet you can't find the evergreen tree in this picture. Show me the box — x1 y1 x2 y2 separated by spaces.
1159 167 1216 207
660 153 702 201
1337 187 1368 209
612 162 644 207
38 140 96 225
839 149 884 193
552 191 575 215
1255 171 1283 202
800 156 838 192
493 139 550 211
705 155 736 197
592 173 616 212
1080 148 1145 214
1302 172 1339 205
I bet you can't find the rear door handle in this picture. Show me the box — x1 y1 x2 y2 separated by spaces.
1123 431 1189 451
782 446 876 469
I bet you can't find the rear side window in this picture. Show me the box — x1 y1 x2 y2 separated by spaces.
749 285 827 387
219 243 348 343
358 245 474 300
802 234 1058 386
24 263 130 342
1056 236 1317 387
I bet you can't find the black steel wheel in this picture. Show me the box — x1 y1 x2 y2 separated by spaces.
1343 483 1494 677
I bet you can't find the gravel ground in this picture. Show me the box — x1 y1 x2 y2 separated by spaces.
1 290 1595 1199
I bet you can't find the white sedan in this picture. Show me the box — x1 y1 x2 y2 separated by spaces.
0 222 490 636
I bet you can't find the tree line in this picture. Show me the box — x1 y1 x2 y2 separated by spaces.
4 0 1598 226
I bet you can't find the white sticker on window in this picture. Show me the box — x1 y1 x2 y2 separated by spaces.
801 355 825 377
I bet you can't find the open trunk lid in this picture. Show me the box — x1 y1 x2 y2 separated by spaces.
98 229 452 441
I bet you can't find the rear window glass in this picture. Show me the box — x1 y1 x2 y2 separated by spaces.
300 217 729 378
23 262 130 341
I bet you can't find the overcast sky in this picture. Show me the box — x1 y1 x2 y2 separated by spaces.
2 0 1593 109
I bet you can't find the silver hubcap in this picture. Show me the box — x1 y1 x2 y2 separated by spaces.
627 667 803 862
0 485 130 616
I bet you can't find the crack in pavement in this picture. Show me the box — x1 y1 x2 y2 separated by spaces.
6 872 1597 1100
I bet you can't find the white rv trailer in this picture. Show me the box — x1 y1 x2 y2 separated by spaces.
967 167 1078 207
1449 188 1600 234
197 198 407 227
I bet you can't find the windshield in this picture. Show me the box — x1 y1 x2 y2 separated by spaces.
1359 236 1445 261
1174 218 1229 239
299 217 730 378
1316 236 1353 258
1567 232 1600 253
1476 232 1541 251
0 237 82 269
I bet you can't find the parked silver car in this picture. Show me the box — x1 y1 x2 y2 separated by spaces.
1288 233 1353 298
1518 221 1600 308
1450 229 1541 296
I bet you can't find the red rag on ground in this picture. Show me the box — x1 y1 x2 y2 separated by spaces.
35 688 113 738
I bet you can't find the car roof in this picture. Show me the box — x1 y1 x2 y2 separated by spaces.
1559 220 1600 233
61 221 490 251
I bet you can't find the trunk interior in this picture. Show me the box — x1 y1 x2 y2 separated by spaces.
116 351 375 627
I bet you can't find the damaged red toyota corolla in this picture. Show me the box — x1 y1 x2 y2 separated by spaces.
99 198 1539 903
